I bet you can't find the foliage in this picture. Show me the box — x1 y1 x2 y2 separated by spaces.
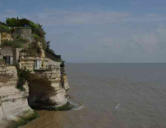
17 69 31 91
45 50 61 62
6 17 20 27
1 18 61 62
1 39 27 48
32 33 46 49
27 42 41 56
32 33 40 41
0 23 10 32
46 41 50 50
45 41 62 62
6 17 45 37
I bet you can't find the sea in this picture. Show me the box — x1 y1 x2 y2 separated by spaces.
23 63 166 128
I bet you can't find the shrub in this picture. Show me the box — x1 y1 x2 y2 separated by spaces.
32 33 40 41
2 18 47 50
1 39 27 48
45 41 62 62
21 42 41 57
6 17 45 37
45 50 61 62
17 69 31 91
6 17 20 27
0 24 10 32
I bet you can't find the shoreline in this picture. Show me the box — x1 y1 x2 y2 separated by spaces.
10 111 39 128
7 101 76 128
0 110 38 128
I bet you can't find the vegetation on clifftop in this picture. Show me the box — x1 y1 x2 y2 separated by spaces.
6 17 45 37
0 17 62 61
0 22 11 32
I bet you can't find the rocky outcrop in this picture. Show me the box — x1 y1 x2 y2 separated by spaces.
27 60 70 109
0 18 71 127
0 66 33 125
0 32 13 45
0 59 70 127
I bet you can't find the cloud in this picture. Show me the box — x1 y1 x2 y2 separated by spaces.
1 9 166 26
124 14 166 23
1 9 166 62
0 10 126 25
31 10 166 26
132 33 159 54
90 25 166 62
30 10 130 26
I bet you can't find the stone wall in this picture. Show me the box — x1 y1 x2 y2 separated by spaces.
0 47 13 57
13 27 32 42
0 47 22 65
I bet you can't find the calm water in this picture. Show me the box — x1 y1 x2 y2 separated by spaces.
23 63 166 128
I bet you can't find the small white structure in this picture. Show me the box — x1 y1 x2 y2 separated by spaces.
34 60 42 70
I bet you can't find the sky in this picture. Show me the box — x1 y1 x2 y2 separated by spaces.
0 0 166 63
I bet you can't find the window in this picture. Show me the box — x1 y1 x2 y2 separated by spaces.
3 56 13 65
34 60 41 70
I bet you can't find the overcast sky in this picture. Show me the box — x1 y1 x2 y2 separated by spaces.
0 0 166 63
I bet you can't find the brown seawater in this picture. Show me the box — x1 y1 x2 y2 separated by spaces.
23 63 166 128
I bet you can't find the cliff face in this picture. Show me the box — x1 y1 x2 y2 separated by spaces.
0 66 32 123
0 18 70 126
27 60 69 109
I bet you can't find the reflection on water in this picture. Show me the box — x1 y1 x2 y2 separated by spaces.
23 63 166 128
